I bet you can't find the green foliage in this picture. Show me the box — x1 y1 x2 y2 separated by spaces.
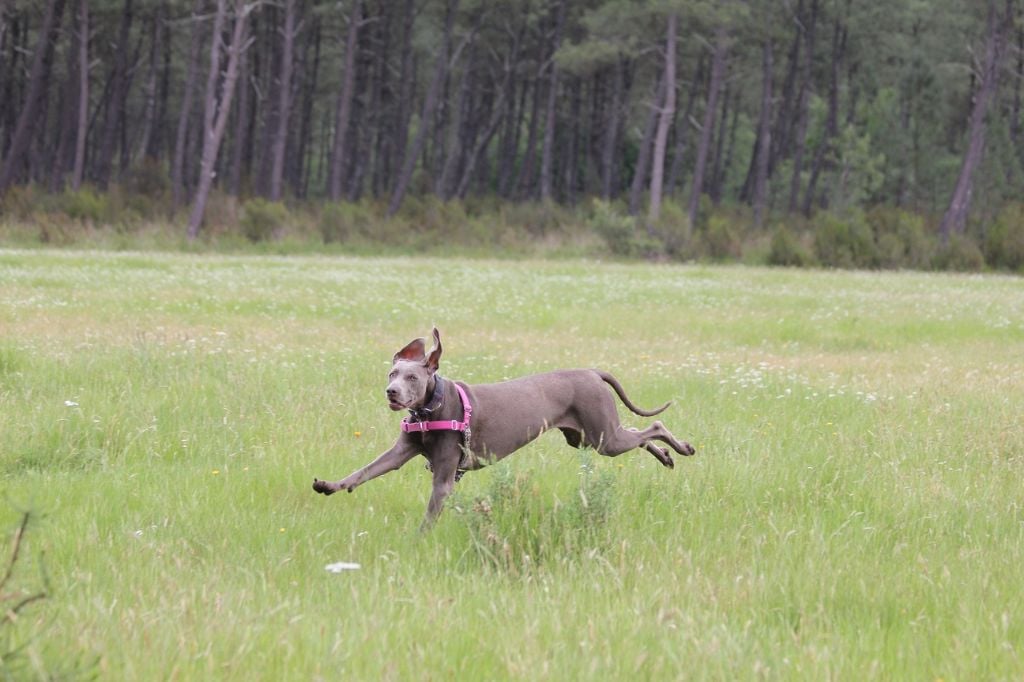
694 212 743 261
455 459 617 575
60 187 110 223
240 199 289 242
830 126 886 210
588 199 644 257
814 209 878 268
934 233 985 272
866 206 937 269
768 223 816 267
319 200 378 243
984 202 1024 271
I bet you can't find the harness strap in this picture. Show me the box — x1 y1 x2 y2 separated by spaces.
401 382 473 434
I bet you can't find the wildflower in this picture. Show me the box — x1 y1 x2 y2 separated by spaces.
354 431 362 438
211 469 221 475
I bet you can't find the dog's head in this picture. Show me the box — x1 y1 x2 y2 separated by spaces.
386 327 442 411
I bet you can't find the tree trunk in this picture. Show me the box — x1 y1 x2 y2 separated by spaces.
786 0 818 214
0 0 67 193
803 14 846 216
134 1 164 165
648 12 677 224
293 15 320 198
71 0 89 190
268 0 296 201
388 0 458 216
171 0 204 213
628 69 664 216
769 0 803 176
939 0 1012 239
187 0 251 239
666 55 703 197
229 40 251 196
687 26 727 230
94 0 133 188
327 0 361 201
49 0 82 190
539 0 567 202
750 41 773 227
601 57 629 199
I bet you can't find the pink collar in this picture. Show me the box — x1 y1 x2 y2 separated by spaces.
401 382 473 434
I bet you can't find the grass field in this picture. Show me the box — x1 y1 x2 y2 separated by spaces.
1 249 1022 680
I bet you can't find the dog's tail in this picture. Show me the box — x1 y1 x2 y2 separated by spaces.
596 370 671 417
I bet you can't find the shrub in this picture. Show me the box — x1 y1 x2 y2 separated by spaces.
768 224 816 267
933 233 985 271
696 212 743 260
587 199 661 257
240 198 288 242
60 187 109 224
984 202 1024 271
319 200 378 243
814 209 878 268
867 206 936 269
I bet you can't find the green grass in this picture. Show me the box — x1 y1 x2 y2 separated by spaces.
1 249 1023 680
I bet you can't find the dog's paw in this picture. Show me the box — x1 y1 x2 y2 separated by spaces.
312 478 339 495
681 442 696 456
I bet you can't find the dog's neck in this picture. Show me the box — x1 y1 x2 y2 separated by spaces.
409 374 445 421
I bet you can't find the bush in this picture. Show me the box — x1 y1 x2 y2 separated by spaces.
319 200 378 243
768 224 816 267
933 233 985 271
814 209 878 268
60 187 109 223
587 199 660 257
867 206 936 269
240 198 288 242
696 212 743 260
985 202 1024 271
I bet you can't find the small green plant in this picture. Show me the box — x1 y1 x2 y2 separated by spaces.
867 206 936 269
768 223 816 267
933 233 985 271
588 199 660 257
455 458 617 575
240 198 289 242
814 209 878 268
319 200 377 243
60 187 109 224
985 202 1024 271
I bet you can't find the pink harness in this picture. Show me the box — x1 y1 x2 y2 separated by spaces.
400 382 473 435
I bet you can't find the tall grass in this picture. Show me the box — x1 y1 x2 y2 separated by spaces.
0 249 1022 679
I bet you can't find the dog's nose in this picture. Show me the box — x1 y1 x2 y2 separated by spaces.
386 387 398 400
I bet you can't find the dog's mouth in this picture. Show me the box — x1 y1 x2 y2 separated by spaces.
387 399 406 411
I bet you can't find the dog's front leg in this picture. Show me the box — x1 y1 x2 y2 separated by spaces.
421 449 460 530
313 437 419 495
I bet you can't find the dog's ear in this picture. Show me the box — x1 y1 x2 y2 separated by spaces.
425 327 442 373
393 337 426 364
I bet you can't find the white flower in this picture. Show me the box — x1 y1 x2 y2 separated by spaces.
64 400 79 407
324 562 361 573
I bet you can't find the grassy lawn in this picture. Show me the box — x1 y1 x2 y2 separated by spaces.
1 249 1022 680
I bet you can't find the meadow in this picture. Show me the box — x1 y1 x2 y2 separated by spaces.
0 249 1022 680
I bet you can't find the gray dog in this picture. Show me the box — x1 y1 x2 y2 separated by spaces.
313 328 694 525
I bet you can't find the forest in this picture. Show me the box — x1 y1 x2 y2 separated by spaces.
1 0 1023 269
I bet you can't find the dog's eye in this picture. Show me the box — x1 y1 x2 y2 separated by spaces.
406 374 418 383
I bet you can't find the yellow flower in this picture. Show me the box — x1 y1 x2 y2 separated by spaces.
211 469 221 475
354 431 362 438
